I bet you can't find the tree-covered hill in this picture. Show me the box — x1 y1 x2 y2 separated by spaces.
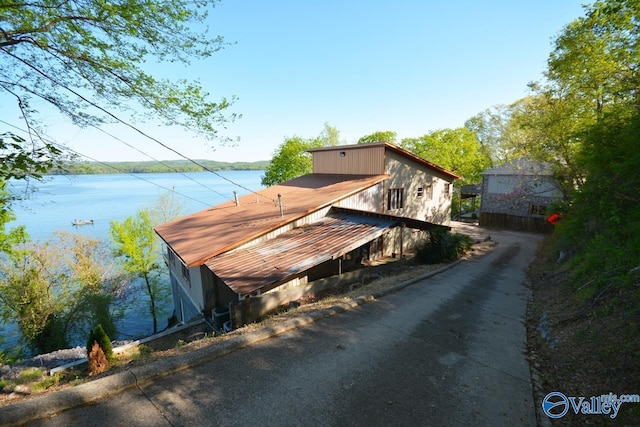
49 159 270 175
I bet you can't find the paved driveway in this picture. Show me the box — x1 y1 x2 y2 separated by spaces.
27 228 541 427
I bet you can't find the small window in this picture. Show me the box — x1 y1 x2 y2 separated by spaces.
339 151 346 157
444 183 451 198
529 204 547 216
181 262 191 287
417 187 424 197
387 188 404 210
168 248 176 266
425 184 433 200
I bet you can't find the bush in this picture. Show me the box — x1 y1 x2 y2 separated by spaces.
416 228 472 264
86 324 113 361
87 342 109 376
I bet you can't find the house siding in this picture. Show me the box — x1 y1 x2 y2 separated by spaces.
334 182 384 212
312 145 385 175
169 273 201 323
479 166 563 233
384 150 453 226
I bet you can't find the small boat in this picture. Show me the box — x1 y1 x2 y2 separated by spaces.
72 219 94 226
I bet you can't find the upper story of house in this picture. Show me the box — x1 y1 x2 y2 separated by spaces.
309 142 461 224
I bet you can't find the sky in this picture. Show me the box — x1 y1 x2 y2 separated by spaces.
4 0 589 163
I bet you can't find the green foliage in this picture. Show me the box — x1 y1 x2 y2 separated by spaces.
546 0 640 317
0 232 124 354
358 131 397 144
261 137 318 186
0 133 65 182
86 324 113 361
400 127 491 185
557 108 640 297
416 229 472 264
110 209 169 334
0 181 29 255
1 0 234 139
261 123 340 186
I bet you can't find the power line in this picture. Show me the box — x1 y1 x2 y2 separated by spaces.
84 123 236 202
0 120 214 209
3 49 275 203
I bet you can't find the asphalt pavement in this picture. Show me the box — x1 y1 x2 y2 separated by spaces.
3 227 542 427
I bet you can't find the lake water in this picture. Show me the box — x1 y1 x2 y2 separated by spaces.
1 170 264 354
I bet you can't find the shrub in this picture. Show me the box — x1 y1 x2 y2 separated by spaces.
416 228 472 264
86 324 113 361
87 342 109 376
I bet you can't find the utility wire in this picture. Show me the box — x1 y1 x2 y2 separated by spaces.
0 120 214 209
84 123 234 202
3 49 276 203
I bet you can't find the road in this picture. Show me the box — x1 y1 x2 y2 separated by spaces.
27 229 541 426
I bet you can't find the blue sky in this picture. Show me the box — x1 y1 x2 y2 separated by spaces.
6 0 588 163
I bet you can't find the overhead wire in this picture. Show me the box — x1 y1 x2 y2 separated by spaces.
0 119 223 209
2 48 276 203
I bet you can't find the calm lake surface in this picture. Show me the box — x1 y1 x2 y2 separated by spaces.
2 171 264 354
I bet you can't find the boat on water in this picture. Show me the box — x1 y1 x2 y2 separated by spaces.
72 219 94 226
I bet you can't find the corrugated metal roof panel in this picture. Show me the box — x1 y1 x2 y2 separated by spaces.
154 174 389 267
205 213 397 296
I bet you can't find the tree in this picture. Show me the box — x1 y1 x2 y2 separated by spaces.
261 123 340 187
1 0 234 190
357 131 397 144
465 105 512 167
546 0 640 117
261 137 318 187
400 128 490 186
110 209 168 334
0 232 125 353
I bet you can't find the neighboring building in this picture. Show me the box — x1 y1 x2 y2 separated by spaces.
154 142 460 327
479 158 564 233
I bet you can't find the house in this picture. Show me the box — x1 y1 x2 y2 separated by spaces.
478 158 564 233
154 142 461 328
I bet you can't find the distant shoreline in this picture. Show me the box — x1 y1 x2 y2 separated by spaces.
48 160 270 175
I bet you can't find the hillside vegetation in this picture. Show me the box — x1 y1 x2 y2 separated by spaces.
524 1 640 423
49 159 270 175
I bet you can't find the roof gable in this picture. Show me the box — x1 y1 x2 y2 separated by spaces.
308 142 461 180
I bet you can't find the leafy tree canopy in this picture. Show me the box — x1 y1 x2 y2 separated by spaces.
261 123 341 187
1 0 234 183
401 128 491 185
357 131 397 144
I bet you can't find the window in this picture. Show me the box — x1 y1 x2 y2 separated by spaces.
417 187 423 197
444 183 451 198
529 204 547 216
387 188 404 210
181 262 191 287
425 184 433 200
167 248 176 266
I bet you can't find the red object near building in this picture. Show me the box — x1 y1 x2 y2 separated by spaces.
546 212 562 225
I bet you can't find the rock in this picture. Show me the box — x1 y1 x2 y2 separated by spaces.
12 384 31 395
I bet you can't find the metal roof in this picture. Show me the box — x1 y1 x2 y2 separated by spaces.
204 212 397 296
154 174 388 267
481 158 554 176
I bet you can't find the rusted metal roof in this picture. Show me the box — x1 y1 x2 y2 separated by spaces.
154 174 388 267
205 212 397 296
